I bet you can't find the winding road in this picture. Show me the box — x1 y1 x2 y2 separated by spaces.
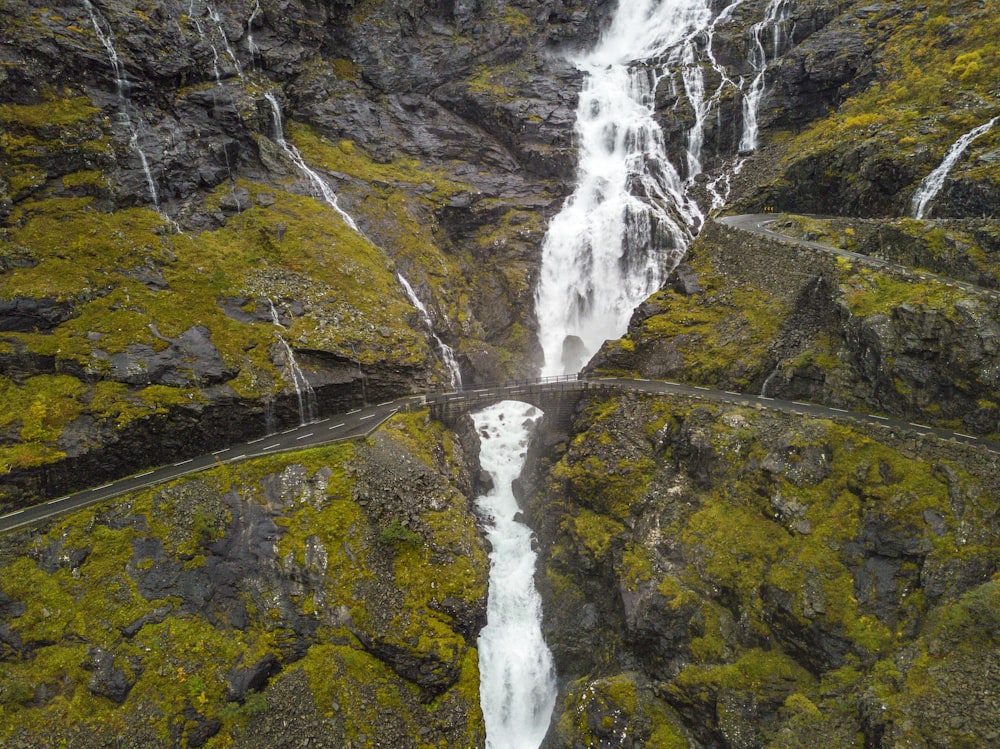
719 214 999 298
2 215 997 534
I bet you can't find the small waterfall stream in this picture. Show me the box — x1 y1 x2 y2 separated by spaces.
910 115 998 219
740 0 792 154
267 299 317 425
397 274 463 389
82 0 160 209
264 92 360 232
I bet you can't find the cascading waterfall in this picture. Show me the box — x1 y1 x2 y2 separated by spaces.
473 402 557 749
478 3 755 745
267 298 317 425
263 92 361 232
206 4 242 80
740 0 792 154
397 274 463 389
534 0 724 376
910 115 999 219
246 0 263 61
82 0 160 209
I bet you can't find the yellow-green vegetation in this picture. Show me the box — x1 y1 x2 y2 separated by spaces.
553 397 657 520
554 673 688 749
288 119 535 378
776 214 1000 286
838 264 964 318
0 175 435 477
0 414 487 745
785 0 1000 182
0 94 108 200
602 256 785 388
537 391 999 744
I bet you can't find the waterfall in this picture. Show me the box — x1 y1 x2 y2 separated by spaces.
246 0 262 60
740 0 792 154
82 0 160 209
910 116 998 219
275 335 317 425
207 4 242 80
474 402 557 749
263 92 361 232
534 0 723 376
267 298 317 425
397 274 463 389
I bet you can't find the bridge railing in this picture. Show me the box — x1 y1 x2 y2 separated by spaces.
421 373 622 409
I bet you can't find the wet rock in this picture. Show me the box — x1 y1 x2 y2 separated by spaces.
225 654 281 703
0 297 76 332
85 647 134 705
97 325 234 387
668 263 703 296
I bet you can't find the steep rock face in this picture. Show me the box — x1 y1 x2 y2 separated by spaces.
736 0 1000 218
0 0 614 506
522 392 1000 748
0 411 490 747
590 220 1000 437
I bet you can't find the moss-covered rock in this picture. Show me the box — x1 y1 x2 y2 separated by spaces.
592 220 1000 438
522 390 1000 748
0 411 489 747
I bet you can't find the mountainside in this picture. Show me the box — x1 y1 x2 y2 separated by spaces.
2 0 1000 746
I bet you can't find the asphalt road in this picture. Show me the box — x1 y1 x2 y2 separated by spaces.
0 396 424 534
2 375 997 535
3 215 998 534
718 214 998 298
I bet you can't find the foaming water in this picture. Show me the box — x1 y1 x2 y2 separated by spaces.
911 116 998 219
474 402 556 748
534 0 717 376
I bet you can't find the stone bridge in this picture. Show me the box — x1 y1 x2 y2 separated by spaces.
423 375 616 431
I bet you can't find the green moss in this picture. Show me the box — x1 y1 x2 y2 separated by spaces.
839 264 963 317
0 96 99 129
672 647 815 698
613 259 785 388
782 0 1000 189
568 508 624 564
555 674 688 749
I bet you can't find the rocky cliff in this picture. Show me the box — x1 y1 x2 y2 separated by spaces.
3 0 1000 746
0 411 491 747
0 0 615 506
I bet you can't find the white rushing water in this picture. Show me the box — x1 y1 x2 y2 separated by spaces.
534 0 722 376
484 1 805 742
264 92 361 232
82 0 160 209
275 335 317 425
740 0 792 154
910 115 999 219
474 402 556 749
397 274 463 389
267 298 317 425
